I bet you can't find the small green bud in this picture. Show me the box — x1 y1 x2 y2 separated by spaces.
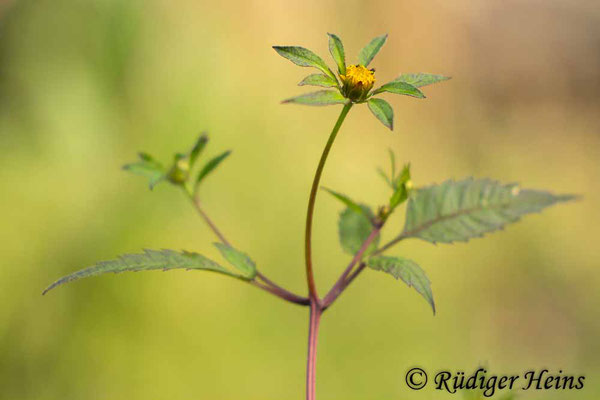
167 155 190 185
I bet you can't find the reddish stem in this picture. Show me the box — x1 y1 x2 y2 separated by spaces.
322 226 381 308
306 300 322 400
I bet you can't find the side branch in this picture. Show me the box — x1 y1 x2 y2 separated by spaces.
185 189 309 306
322 226 381 308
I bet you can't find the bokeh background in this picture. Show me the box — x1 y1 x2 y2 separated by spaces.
1 0 598 399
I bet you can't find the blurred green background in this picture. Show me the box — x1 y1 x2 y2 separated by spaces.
1 0 598 399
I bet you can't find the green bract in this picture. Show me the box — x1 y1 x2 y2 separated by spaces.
274 33 450 130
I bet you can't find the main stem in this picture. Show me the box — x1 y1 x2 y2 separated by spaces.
304 101 353 400
306 301 322 400
304 101 353 300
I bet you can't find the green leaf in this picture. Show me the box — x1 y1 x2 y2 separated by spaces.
402 178 576 244
377 168 394 189
389 164 411 209
388 149 397 182
214 243 257 280
123 152 165 190
367 98 394 130
43 249 236 294
358 34 387 67
273 46 336 80
282 90 346 106
372 81 425 98
394 73 450 88
298 73 338 88
195 151 231 188
327 33 346 75
338 205 379 255
189 133 208 168
368 256 435 314
323 188 364 216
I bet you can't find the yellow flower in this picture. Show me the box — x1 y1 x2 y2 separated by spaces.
340 64 376 102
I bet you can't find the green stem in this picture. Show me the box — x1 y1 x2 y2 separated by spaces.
304 101 353 300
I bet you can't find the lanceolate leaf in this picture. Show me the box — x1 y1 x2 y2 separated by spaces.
368 256 435 314
189 133 208 168
195 151 231 187
327 33 346 75
377 168 394 189
372 81 425 98
389 164 411 209
123 152 165 190
282 90 346 106
323 187 364 216
214 243 257 279
394 73 450 88
338 205 379 255
43 249 237 294
367 98 394 130
402 178 576 244
298 74 338 88
273 46 336 80
358 34 387 67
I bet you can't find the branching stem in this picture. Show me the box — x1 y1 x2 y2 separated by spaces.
184 188 308 305
322 226 381 308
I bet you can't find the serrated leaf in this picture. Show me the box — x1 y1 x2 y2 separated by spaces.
298 73 338 88
189 133 208 168
323 188 364 216
43 249 236 294
394 73 450 88
327 33 346 75
402 178 576 244
195 151 231 188
282 90 346 106
368 256 435 314
372 81 425 98
273 46 336 80
123 152 165 190
338 205 379 255
214 243 257 280
367 98 394 130
358 34 387 67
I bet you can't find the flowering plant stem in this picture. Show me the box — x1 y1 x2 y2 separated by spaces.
304 101 352 400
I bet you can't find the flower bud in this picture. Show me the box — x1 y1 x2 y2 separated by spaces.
340 64 376 102
167 154 190 185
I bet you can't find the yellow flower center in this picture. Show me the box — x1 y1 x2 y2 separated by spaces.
340 64 375 102
342 65 375 88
